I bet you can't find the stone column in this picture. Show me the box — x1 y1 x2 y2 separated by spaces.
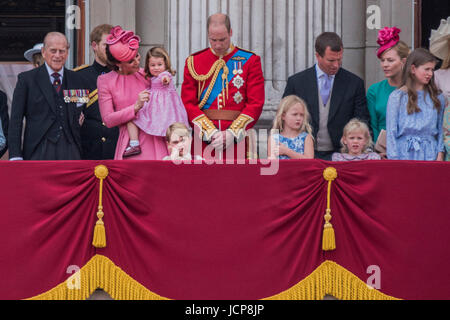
342 0 366 79
136 0 167 59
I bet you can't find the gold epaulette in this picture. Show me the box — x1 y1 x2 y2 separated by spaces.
192 114 218 141
189 48 210 57
235 46 257 56
73 64 89 72
228 114 254 139
86 89 98 108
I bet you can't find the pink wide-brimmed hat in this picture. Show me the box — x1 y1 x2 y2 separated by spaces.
106 26 141 62
377 27 402 58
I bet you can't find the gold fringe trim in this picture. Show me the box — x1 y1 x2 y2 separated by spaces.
26 257 399 300
264 260 400 300
27 255 169 300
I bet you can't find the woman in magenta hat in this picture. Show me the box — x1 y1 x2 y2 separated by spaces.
367 27 410 156
97 26 168 160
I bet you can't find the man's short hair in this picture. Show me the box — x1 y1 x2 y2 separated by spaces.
315 32 343 57
207 13 231 33
90 24 113 44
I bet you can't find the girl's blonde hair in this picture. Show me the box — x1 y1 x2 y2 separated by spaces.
272 95 313 135
165 122 191 143
340 119 373 153
144 46 176 79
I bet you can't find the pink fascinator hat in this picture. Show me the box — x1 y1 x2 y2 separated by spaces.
377 27 401 58
106 25 141 62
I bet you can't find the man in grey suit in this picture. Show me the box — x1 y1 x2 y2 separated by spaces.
9 32 88 160
283 32 370 160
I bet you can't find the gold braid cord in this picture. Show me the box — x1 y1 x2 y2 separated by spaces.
187 55 229 110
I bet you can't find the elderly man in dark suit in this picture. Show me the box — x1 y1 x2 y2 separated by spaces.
9 32 88 160
283 32 370 160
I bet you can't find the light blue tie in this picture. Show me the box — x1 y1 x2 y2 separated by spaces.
321 74 331 106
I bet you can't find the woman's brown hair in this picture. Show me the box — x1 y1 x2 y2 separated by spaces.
105 44 120 71
144 46 176 79
401 48 442 114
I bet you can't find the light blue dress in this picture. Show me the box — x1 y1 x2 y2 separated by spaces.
386 89 445 160
272 132 308 159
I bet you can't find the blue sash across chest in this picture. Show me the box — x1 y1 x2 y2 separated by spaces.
200 49 253 110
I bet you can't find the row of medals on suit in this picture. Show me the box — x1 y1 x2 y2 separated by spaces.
63 89 90 104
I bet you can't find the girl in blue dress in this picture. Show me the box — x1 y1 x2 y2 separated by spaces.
386 48 446 161
268 95 314 159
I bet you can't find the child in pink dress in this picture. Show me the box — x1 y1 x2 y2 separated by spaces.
124 47 189 157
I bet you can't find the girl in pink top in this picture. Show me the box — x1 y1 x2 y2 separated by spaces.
97 26 168 160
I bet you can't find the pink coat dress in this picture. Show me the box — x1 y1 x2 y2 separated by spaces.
97 69 168 160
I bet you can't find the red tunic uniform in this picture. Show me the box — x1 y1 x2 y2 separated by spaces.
181 45 265 160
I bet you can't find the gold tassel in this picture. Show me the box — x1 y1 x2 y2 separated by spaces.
322 167 338 251
322 209 336 251
92 217 106 248
93 165 109 248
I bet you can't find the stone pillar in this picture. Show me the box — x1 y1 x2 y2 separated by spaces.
136 0 167 59
342 0 366 79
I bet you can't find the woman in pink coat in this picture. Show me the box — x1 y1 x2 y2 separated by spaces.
97 26 168 160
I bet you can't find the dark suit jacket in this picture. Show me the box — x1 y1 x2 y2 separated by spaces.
283 66 370 152
76 61 118 160
8 65 85 160
0 90 8 157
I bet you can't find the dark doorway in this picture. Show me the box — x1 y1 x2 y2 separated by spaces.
421 0 450 49
0 0 66 61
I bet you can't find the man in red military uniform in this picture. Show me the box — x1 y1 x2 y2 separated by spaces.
181 13 265 161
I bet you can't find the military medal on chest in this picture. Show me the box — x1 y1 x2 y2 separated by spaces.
231 57 245 75
233 91 243 104
232 59 245 90
232 74 244 90
63 89 90 104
